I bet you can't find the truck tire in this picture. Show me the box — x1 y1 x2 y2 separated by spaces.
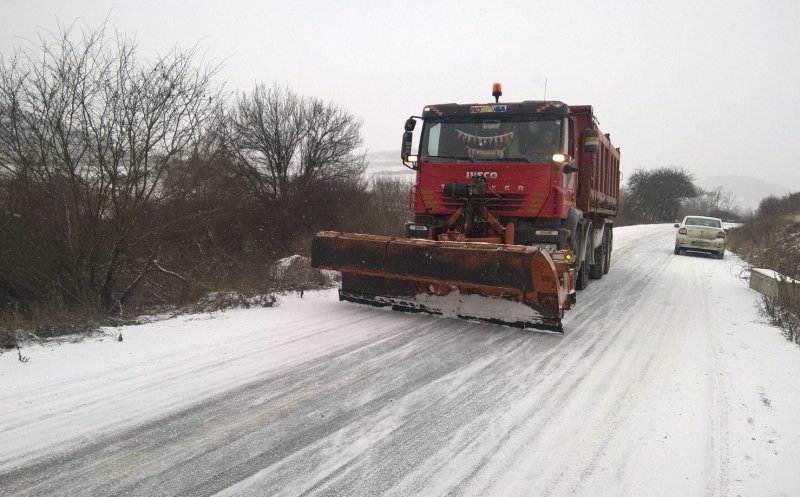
576 243 590 290
590 226 611 279
589 238 605 279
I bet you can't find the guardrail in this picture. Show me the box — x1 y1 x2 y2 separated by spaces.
750 268 799 299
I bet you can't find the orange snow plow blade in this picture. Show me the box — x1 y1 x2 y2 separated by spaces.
311 231 575 333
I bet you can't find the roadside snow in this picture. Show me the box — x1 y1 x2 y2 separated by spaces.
1 224 798 496
0 291 350 469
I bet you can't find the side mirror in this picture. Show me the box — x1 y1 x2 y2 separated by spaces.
402 117 420 169
401 131 413 159
673 223 680 228
401 130 416 168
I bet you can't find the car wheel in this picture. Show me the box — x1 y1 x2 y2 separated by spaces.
674 245 681 255
717 250 724 259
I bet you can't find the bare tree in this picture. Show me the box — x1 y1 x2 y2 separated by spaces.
679 186 741 220
296 98 365 191
229 83 366 245
231 85 365 199
620 166 700 224
231 84 305 204
0 21 222 313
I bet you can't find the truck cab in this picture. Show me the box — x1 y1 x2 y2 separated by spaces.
403 101 579 250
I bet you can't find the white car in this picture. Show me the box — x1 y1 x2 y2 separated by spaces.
674 215 726 259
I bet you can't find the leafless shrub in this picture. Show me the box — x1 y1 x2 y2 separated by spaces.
229 84 367 244
16 345 29 362
0 327 17 350
729 192 800 345
0 20 403 338
359 176 413 236
727 194 800 282
186 291 278 313
0 302 102 346
617 166 699 224
270 255 338 293
678 186 741 221
0 21 222 315
760 278 800 345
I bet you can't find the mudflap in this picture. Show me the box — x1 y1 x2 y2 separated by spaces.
311 231 574 333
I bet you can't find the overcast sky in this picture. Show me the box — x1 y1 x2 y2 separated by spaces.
1 0 799 191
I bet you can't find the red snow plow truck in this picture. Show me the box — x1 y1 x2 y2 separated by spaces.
312 84 620 333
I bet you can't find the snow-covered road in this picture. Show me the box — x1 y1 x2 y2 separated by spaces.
1 224 798 496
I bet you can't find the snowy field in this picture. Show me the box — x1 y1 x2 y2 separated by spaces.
1 224 798 496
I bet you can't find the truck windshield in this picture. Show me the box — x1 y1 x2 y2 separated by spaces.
420 117 564 163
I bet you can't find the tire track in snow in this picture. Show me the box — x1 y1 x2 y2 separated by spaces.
251 228 687 495
0 224 733 497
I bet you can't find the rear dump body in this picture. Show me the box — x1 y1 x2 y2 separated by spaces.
570 105 621 217
312 96 619 333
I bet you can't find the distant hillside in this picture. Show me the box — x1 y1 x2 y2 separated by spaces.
700 175 792 212
365 150 414 177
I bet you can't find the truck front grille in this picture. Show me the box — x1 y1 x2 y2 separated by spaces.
438 193 526 213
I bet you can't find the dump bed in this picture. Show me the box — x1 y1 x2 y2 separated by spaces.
570 105 620 217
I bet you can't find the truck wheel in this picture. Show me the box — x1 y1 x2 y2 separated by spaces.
589 237 605 279
576 243 590 290
603 229 611 274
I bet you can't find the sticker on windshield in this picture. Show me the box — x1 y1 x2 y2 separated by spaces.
470 105 507 113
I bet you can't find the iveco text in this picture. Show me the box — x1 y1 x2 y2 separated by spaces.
466 172 498 179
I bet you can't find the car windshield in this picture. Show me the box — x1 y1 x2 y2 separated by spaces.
420 117 564 163
685 217 721 228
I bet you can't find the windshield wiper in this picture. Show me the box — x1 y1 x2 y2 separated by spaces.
425 155 475 162
474 157 531 163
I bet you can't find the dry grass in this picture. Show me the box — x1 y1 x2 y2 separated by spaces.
760 279 800 345
0 306 103 350
0 254 338 351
